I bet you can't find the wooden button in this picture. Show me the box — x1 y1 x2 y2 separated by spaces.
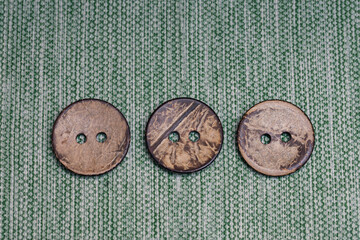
146 98 223 173
52 99 130 175
237 100 314 176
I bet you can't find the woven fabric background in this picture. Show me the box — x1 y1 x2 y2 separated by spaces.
1 0 359 239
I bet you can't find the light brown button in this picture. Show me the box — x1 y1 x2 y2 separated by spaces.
52 99 130 175
146 98 223 173
237 100 314 176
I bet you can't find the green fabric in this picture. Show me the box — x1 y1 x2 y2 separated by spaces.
1 0 359 239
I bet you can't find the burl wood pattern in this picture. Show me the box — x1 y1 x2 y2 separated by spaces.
237 100 314 176
52 99 130 175
146 98 223 173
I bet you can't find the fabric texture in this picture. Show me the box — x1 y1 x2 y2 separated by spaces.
0 0 359 239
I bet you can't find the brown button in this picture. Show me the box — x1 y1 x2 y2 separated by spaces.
237 100 314 176
146 98 223 173
52 99 130 175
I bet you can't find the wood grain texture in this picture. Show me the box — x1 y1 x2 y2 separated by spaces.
237 100 315 176
52 99 130 175
146 98 223 173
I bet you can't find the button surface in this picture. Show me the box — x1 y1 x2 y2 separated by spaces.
146 98 223 173
237 100 314 176
52 99 130 175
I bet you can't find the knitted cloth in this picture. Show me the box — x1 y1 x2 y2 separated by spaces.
0 0 359 239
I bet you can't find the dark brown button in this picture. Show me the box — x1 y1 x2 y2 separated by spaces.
52 99 130 175
237 100 314 176
146 98 223 173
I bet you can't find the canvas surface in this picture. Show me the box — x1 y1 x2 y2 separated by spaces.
0 0 359 239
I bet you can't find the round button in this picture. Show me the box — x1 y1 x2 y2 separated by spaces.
237 100 314 176
146 98 223 173
52 99 130 175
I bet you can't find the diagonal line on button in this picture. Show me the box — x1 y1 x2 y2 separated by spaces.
150 101 200 152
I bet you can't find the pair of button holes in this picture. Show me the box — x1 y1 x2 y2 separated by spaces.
261 132 291 145
168 131 200 143
76 132 107 144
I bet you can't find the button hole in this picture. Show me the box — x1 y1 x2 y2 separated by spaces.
281 132 291 143
189 131 200 142
76 133 87 144
168 131 180 143
96 132 107 143
260 134 271 145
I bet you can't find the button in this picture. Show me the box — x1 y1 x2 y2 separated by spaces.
52 99 130 175
146 98 223 173
237 100 314 176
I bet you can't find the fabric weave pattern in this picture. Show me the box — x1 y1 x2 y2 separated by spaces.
0 0 359 239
